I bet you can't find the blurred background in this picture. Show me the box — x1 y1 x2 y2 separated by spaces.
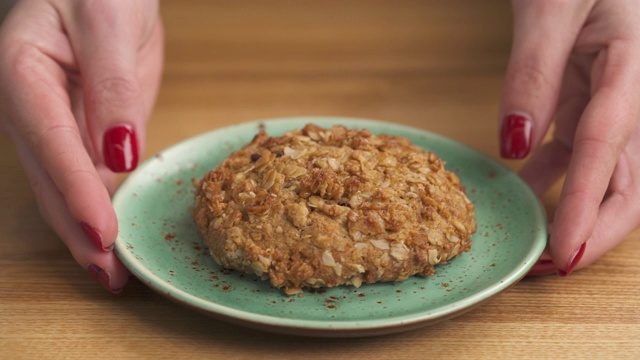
153 0 513 159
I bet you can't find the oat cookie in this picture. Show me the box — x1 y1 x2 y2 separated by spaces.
193 124 476 294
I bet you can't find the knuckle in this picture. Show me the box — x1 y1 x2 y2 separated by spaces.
30 125 100 200
3 43 40 84
28 123 84 171
33 123 80 150
535 0 569 11
90 75 142 109
516 0 572 17
59 168 96 196
508 60 553 94
562 186 601 212
575 135 624 165
28 171 48 202
504 58 556 105
77 0 116 21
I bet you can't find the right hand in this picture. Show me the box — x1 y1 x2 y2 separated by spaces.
499 0 640 276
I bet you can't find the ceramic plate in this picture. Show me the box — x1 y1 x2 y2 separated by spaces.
113 117 547 337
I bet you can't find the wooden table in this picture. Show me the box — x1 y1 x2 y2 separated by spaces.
2 1 639 358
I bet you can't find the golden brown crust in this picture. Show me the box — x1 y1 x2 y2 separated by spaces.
193 124 476 294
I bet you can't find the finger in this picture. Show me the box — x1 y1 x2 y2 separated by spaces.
519 57 591 197
67 75 138 195
518 139 571 197
60 0 160 172
552 55 593 148
575 149 640 269
12 133 130 292
551 43 640 274
136 17 164 116
1 43 118 252
499 1 593 159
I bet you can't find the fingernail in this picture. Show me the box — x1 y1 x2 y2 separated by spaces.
557 242 587 277
80 222 112 252
527 259 557 276
500 113 532 159
103 125 138 172
87 264 122 293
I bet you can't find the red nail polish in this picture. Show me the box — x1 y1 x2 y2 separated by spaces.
558 242 586 277
527 259 557 276
536 259 554 265
80 222 112 251
87 263 120 293
500 113 532 159
103 125 138 172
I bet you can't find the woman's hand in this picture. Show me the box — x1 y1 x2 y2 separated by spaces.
0 0 163 291
499 0 640 276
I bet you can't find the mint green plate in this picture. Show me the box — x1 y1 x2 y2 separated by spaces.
113 117 546 337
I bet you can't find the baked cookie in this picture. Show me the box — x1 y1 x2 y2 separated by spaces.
193 124 476 295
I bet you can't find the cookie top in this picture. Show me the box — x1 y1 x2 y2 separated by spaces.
193 124 476 294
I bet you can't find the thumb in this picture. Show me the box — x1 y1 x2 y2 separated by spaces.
65 0 159 172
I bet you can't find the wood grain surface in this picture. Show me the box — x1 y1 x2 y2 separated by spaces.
1 1 638 359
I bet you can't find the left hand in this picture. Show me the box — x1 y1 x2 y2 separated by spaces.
0 0 164 292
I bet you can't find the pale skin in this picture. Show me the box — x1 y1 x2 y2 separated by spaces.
501 0 640 275
0 0 637 291
0 0 163 291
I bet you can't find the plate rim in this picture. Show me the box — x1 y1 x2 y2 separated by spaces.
114 116 547 336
